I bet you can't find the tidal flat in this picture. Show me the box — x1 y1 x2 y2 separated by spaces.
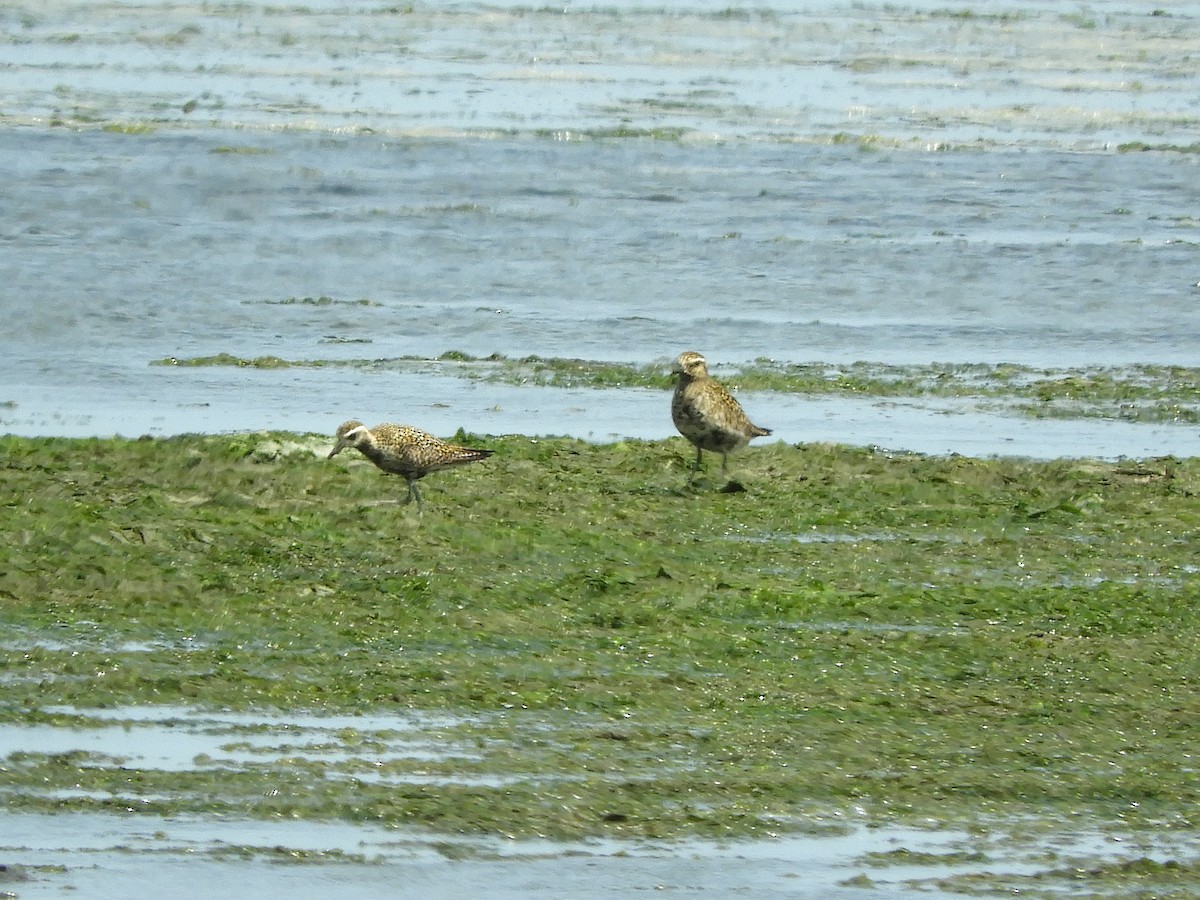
3 432 1200 894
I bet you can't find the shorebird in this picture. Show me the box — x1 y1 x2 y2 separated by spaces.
671 350 772 482
328 419 494 514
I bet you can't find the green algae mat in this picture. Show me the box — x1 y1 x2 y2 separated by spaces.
3 432 1200 849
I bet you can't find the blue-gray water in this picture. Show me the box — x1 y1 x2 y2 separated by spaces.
3 0 1200 455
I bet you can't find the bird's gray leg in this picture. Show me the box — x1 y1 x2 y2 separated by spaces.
408 479 424 516
687 447 703 484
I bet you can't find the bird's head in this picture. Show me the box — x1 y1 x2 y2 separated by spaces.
328 420 369 458
672 350 709 380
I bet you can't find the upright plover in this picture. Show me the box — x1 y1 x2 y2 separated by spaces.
328 419 493 514
670 351 771 482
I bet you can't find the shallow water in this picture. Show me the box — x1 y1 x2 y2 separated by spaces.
2 0 1200 456
0 811 986 898
0 705 485 776
3 705 1196 899
7 369 1200 459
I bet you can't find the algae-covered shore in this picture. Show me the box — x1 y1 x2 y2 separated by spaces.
3 431 1200 886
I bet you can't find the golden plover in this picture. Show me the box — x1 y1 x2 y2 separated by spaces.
671 350 772 482
328 419 494 514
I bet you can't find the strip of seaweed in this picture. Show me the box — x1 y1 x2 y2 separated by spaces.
150 353 1200 423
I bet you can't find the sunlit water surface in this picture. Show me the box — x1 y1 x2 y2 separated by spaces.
2 0 1199 455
